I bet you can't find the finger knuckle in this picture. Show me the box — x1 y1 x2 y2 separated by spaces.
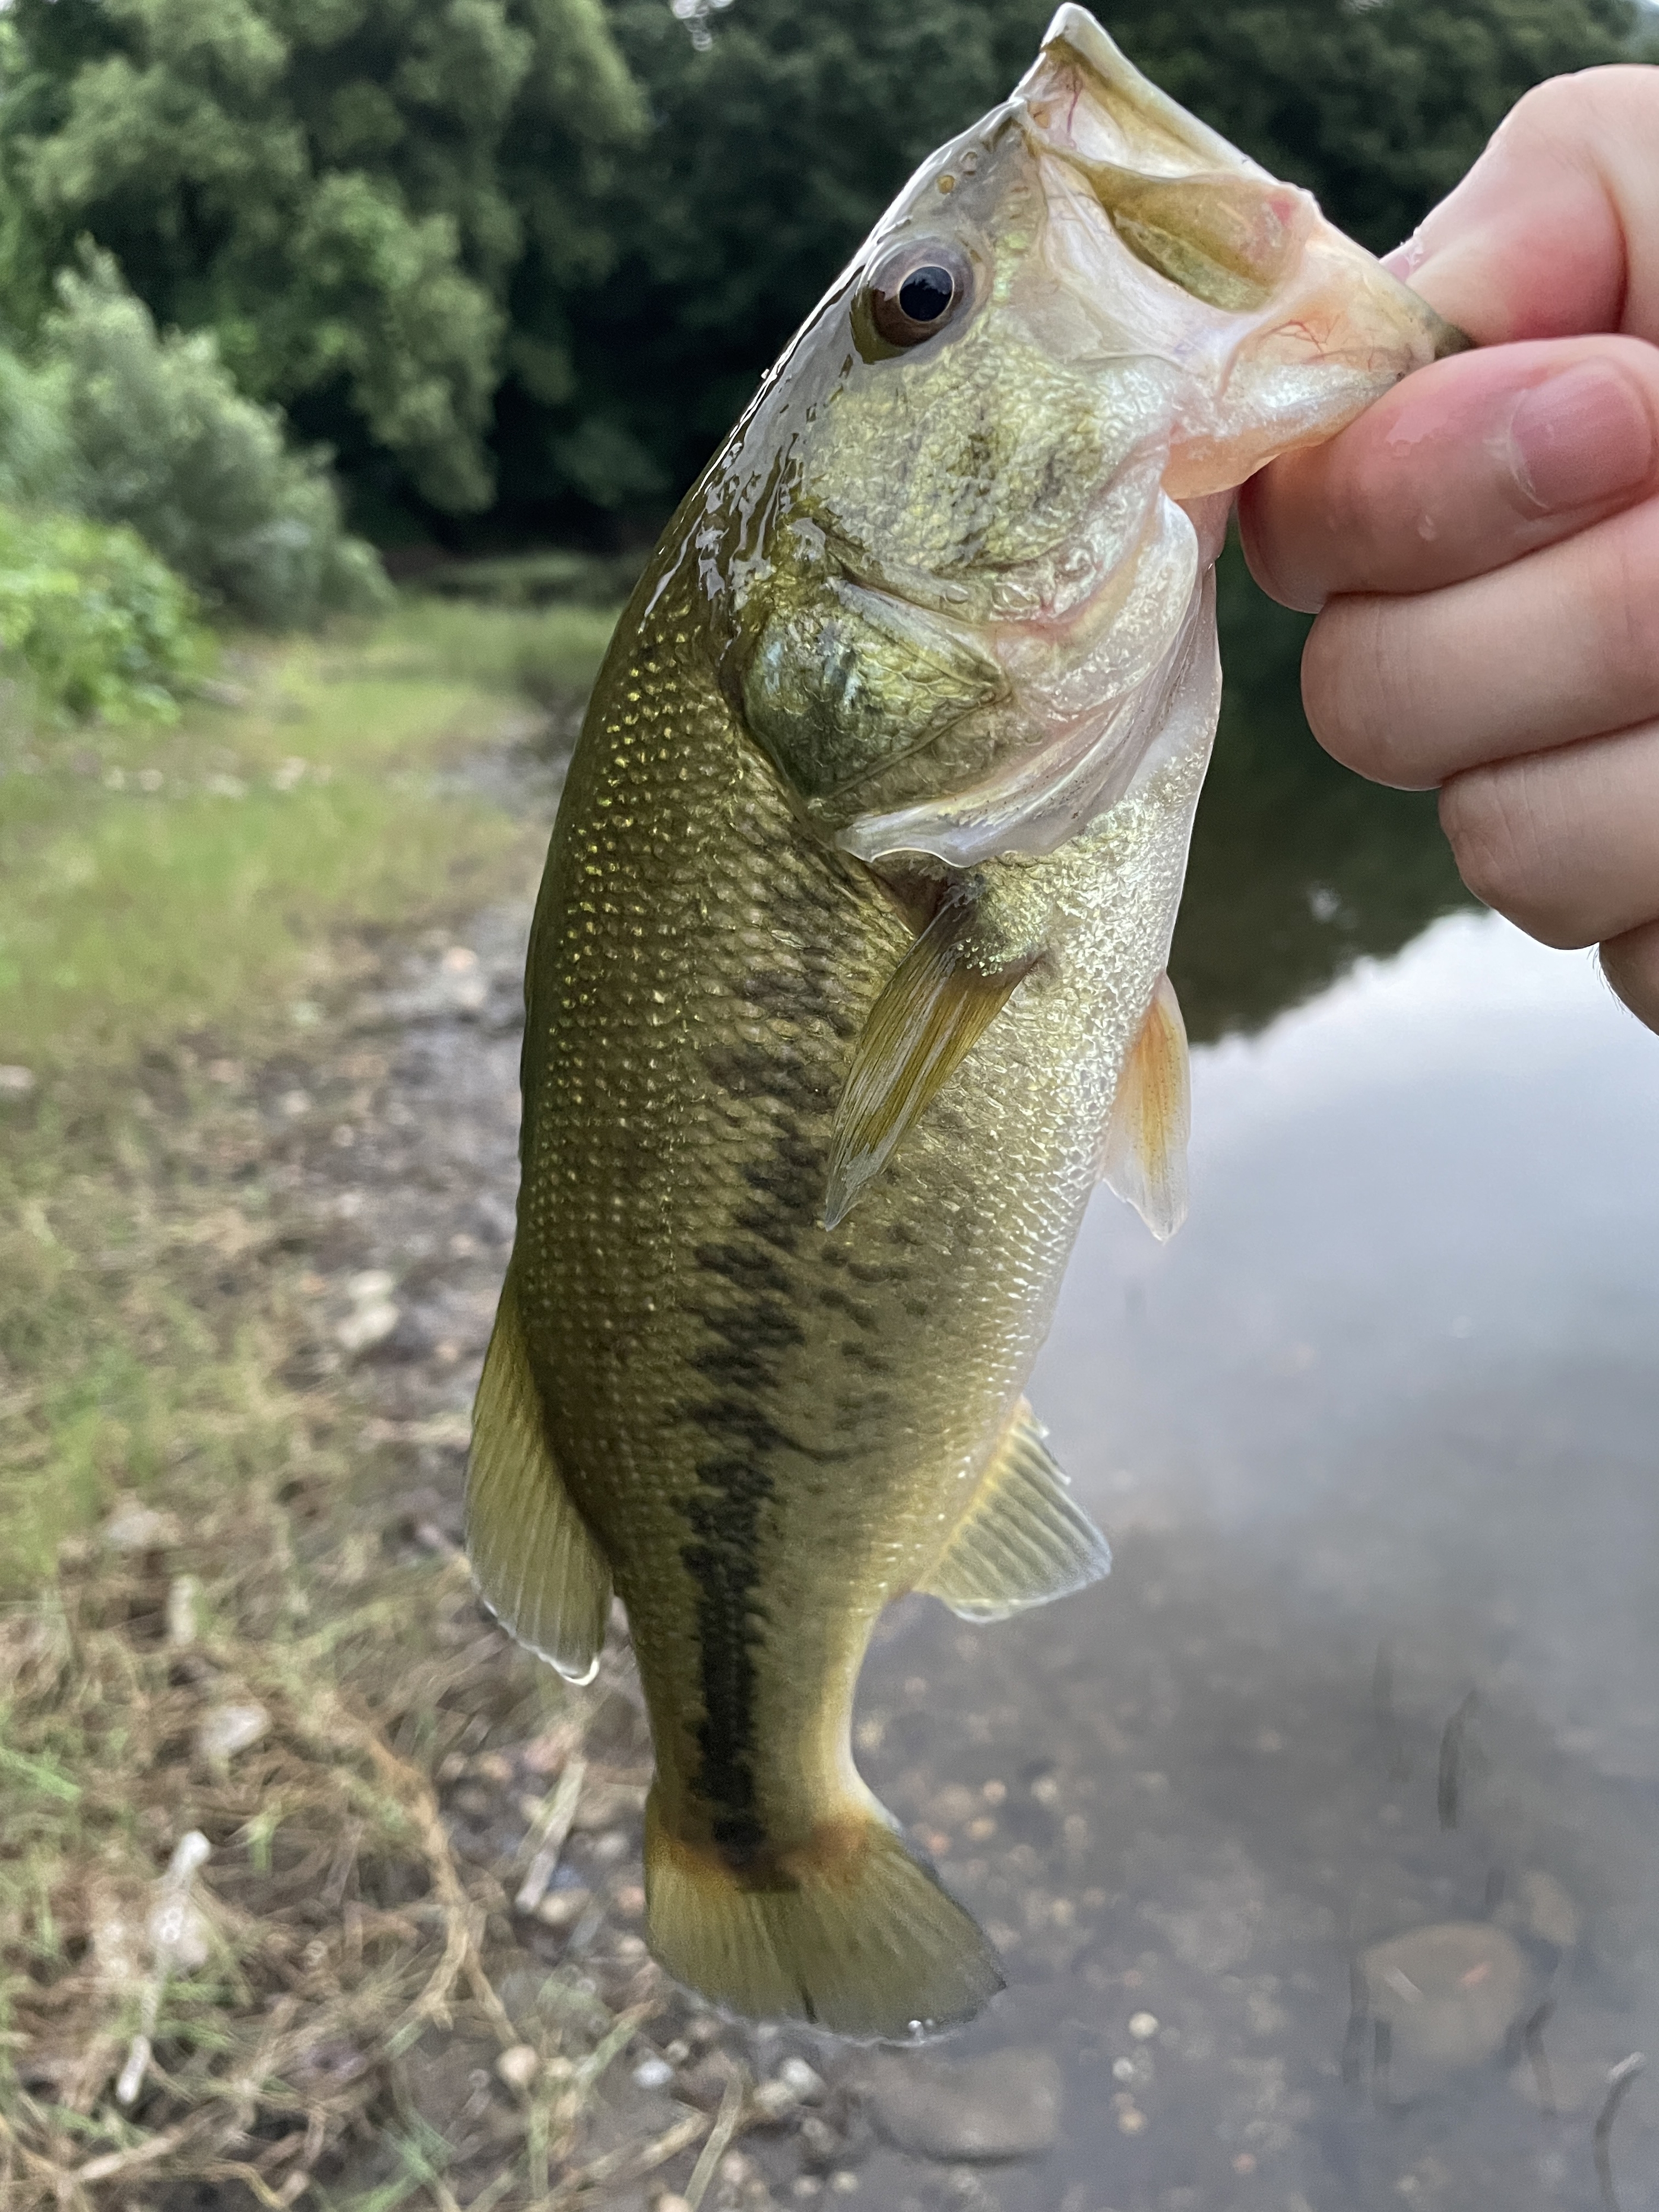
1301 598 1415 781
1499 72 1609 156
1439 763 1585 946
1601 517 1659 717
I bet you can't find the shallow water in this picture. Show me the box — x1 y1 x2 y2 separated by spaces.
850 585 1659 2211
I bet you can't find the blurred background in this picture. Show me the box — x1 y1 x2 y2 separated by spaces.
3 4 1659 2210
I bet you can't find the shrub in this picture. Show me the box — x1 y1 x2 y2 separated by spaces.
0 506 208 722
46 255 390 631
0 351 74 511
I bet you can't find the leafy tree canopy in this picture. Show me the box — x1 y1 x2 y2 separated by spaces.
0 0 1647 533
553 0 1647 525
0 0 643 515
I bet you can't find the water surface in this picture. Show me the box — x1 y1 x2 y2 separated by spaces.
853 568 1659 2212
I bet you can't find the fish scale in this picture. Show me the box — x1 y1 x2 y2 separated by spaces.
468 2 1462 2039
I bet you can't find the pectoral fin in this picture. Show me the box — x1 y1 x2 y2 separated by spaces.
919 1399 1111 1621
1100 970 1191 1241
466 1272 612 1684
824 897 1029 1230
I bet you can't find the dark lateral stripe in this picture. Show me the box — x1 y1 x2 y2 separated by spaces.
677 952 849 1862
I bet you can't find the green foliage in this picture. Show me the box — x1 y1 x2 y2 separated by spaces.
0 0 644 517
549 0 1644 520
0 350 74 510
0 0 1645 528
1088 0 1649 253
0 505 207 723
48 254 390 629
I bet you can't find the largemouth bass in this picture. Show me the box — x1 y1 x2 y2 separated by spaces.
468 4 1461 2040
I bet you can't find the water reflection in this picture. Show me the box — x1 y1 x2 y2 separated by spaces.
849 626 1658 2210
1171 546 1470 1045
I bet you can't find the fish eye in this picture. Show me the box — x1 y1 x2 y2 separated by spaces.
866 242 972 349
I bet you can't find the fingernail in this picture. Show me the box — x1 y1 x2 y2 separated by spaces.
1508 363 1655 514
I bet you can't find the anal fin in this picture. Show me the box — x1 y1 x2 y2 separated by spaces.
918 1399 1111 1622
1100 969 1191 1242
825 896 1029 1230
466 1272 611 1684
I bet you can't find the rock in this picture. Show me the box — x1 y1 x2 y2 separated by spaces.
496 2044 540 2090
337 1301 399 1352
196 1702 271 1762
778 2056 826 2102
165 1574 201 1648
1357 1923 1530 2071
335 1267 400 1352
862 2048 1062 2162
534 1885 590 1931
0 1064 36 1097
103 1501 179 1554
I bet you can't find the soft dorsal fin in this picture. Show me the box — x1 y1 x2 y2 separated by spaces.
466 1273 612 1684
824 896 1030 1230
1100 969 1191 1241
917 1398 1111 1621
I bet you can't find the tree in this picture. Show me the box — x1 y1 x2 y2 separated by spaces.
0 0 1647 534
531 0 1644 528
0 0 644 518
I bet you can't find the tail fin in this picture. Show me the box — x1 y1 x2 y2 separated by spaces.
644 1796 1003 2042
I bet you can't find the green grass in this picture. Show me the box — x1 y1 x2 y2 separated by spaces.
0 598 616 1076
0 592 625 1573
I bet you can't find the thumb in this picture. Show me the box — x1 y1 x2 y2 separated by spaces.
1383 65 1659 346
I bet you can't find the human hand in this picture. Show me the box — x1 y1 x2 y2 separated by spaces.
1237 68 1659 1031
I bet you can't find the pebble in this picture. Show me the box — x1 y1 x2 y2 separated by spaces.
165 1574 201 1648
0 1064 36 1097
196 1702 271 1762
103 1501 178 1553
633 2054 674 2090
496 2044 540 2090
534 1887 591 1930
1129 2011 1159 2040
778 2056 825 2101
1356 1922 1530 2071
336 1304 393 1356
863 2048 1062 2162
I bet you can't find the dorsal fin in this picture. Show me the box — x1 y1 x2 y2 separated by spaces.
824 897 1030 1230
466 1273 612 1684
1100 969 1191 1241
917 1399 1110 1621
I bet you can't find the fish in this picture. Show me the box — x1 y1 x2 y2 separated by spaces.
467 2 1463 2042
